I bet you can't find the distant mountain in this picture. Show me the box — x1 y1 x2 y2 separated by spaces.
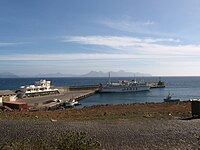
34 72 77 78
81 70 151 77
81 71 107 77
0 72 19 78
0 70 151 78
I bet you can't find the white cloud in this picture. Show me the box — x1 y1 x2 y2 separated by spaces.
0 51 198 61
63 36 180 48
63 35 199 56
0 42 18 46
0 36 192 61
1 53 200 76
63 36 141 48
100 19 156 34
99 19 176 37
1 35 200 76
143 38 180 43
0 42 28 47
0 53 152 61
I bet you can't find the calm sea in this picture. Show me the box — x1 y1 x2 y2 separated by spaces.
0 77 200 107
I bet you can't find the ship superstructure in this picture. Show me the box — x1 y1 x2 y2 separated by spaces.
18 80 59 98
100 79 150 93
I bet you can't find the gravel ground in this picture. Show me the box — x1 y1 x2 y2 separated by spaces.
0 119 199 150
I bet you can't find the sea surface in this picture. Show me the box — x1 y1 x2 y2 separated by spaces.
0 77 200 107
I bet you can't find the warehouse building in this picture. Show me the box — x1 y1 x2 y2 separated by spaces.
0 90 17 103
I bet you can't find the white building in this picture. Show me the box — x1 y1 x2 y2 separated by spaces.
0 90 17 103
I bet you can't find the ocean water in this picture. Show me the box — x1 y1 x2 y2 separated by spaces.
0 77 200 107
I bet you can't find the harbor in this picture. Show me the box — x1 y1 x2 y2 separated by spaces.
0 77 199 111
0 78 200 149
0 79 167 110
0 79 99 110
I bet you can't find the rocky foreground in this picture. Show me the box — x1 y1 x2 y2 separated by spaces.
0 102 199 150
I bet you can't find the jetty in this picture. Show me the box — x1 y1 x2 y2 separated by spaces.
18 85 99 110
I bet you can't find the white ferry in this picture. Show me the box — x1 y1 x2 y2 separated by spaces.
100 79 150 93
18 80 59 98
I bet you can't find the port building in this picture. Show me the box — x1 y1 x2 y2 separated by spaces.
0 90 17 103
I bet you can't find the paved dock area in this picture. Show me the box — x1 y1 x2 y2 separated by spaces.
18 89 97 107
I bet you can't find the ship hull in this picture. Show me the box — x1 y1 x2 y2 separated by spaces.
100 85 150 93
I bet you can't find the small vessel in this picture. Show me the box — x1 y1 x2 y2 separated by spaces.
148 78 165 88
64 99 80 107
53 99 62 103
164 93 180 102
157 80 165 88
99 73 150 93
69 99 79 106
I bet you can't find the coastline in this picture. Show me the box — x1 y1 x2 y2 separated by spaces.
0 101 199 149
0 101 192 120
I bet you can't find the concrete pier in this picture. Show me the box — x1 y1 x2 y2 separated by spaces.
18 85 99 109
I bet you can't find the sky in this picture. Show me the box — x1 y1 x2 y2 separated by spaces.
1 0 200 76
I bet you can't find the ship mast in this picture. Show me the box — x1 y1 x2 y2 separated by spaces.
108 72 111 84
134 74 137 83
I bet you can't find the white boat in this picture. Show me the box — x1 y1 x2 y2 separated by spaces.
69 99 79 106
100 80 150 93
64 99 80 107
18 80 60 98
100 73 150 93
53 99 62 103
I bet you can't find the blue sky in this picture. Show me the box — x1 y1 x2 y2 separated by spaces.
1 0 200 76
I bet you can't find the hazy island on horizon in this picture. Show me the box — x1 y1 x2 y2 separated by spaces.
0 70 151 78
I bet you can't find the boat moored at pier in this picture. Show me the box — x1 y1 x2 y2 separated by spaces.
99 72 150 93
17 80 60 98
148 80 165 88
100 80 150 93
